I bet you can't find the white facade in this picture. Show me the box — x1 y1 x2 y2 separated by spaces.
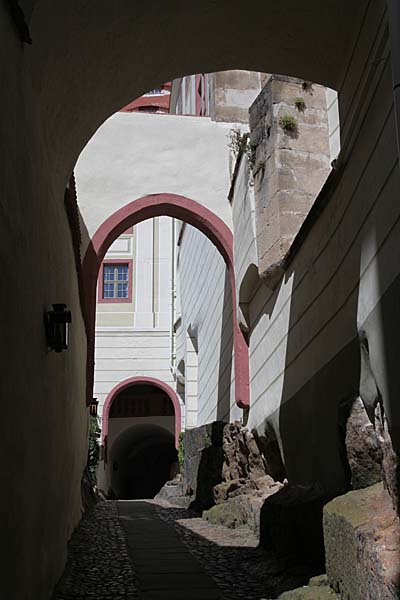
75 80 259 444
77 70 347 496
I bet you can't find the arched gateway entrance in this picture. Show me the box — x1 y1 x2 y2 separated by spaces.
102 376 182 449
100 377 181 499
82 193 250 413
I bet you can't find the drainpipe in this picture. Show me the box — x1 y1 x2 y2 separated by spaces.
170 218 176 369
387 0 400 161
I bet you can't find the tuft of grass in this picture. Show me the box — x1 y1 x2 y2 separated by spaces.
178 432 184 470
279 114 298 133
302 80 314 93
294 96 306 112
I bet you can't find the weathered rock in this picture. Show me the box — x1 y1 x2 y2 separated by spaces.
358 329 400 513
203 499 247 529
345 397 382 489
277 584 339 599
154 475 192 508
374 403 400 515
308 574 329 587
205 478 284 535
222 421 267 482
160 419 284 532
256 425 287 480
259 484 332 567
324 482 400 600
213 478 250 503
182 421 225 511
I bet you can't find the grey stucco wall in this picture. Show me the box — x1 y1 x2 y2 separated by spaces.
241 1 400 495
0 6 88 599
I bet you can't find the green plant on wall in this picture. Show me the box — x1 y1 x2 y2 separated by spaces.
294 96 306 112
88 415 101 483
178 432 184 470
279 114 298 133
302 80 313 93
228 127 257 181
228 127 248 156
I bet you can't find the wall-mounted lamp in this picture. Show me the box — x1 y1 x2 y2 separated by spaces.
89 398 99 417
45 303 71 352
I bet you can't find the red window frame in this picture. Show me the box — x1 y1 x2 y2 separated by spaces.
98 259 133 304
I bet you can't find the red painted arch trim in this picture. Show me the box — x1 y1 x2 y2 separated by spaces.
102 377 182 449
82 193 250 411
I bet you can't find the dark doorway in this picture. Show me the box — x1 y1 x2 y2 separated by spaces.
108 384 178 499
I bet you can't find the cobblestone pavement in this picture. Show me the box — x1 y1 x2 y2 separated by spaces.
151 499 318 600
53 499 319 600
53 501 139 600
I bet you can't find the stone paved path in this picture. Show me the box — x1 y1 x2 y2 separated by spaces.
151 499 315 600
119 501 221 600
53 499 319 600
53 501 139 599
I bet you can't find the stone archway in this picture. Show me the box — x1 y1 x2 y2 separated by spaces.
82 193 250 411
101 376 182 449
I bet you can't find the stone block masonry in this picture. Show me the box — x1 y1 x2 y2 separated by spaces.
249 75 331 286
324 482 400 600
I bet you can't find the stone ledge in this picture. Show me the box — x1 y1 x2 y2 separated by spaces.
324 482 400 600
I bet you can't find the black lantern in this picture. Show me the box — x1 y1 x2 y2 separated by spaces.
90 398 99 417
45 303 72 352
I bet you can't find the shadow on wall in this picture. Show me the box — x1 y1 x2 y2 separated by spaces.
277 219 361 496
217 270 234 422
109 424 178 499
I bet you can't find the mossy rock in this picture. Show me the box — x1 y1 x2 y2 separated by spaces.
277 584 339 599
202 500 245 529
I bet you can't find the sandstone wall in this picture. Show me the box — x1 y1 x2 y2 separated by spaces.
250 75 331 280
176 225 239 427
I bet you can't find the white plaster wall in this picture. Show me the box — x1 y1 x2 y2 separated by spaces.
326 88 341 161
176 225 239 426
231 154 258 294
75 111 234 258
94 215 181 433
94 330 181 427
240 3 400 491
96 217 172 330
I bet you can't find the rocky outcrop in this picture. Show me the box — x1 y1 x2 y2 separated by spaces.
277 575 339 599
221 421 267 482
345 397 382 489
358 330 400 514
259 484 332 567
374 403 400 515
324 482 400 600
204 475 284 534
182 421 225 511
199 422 288 535
154 474 192 508
157 420 285 527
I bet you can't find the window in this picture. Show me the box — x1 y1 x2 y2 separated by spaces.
98 260 133 303
103 264 128 299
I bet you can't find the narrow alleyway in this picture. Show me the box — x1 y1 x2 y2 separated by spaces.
53 499 331 600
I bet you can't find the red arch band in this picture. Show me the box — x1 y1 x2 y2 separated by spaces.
102 376 182 448
82 193 250 413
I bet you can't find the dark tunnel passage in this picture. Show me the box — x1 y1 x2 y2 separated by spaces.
110 425 177 499
107 384 179 499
